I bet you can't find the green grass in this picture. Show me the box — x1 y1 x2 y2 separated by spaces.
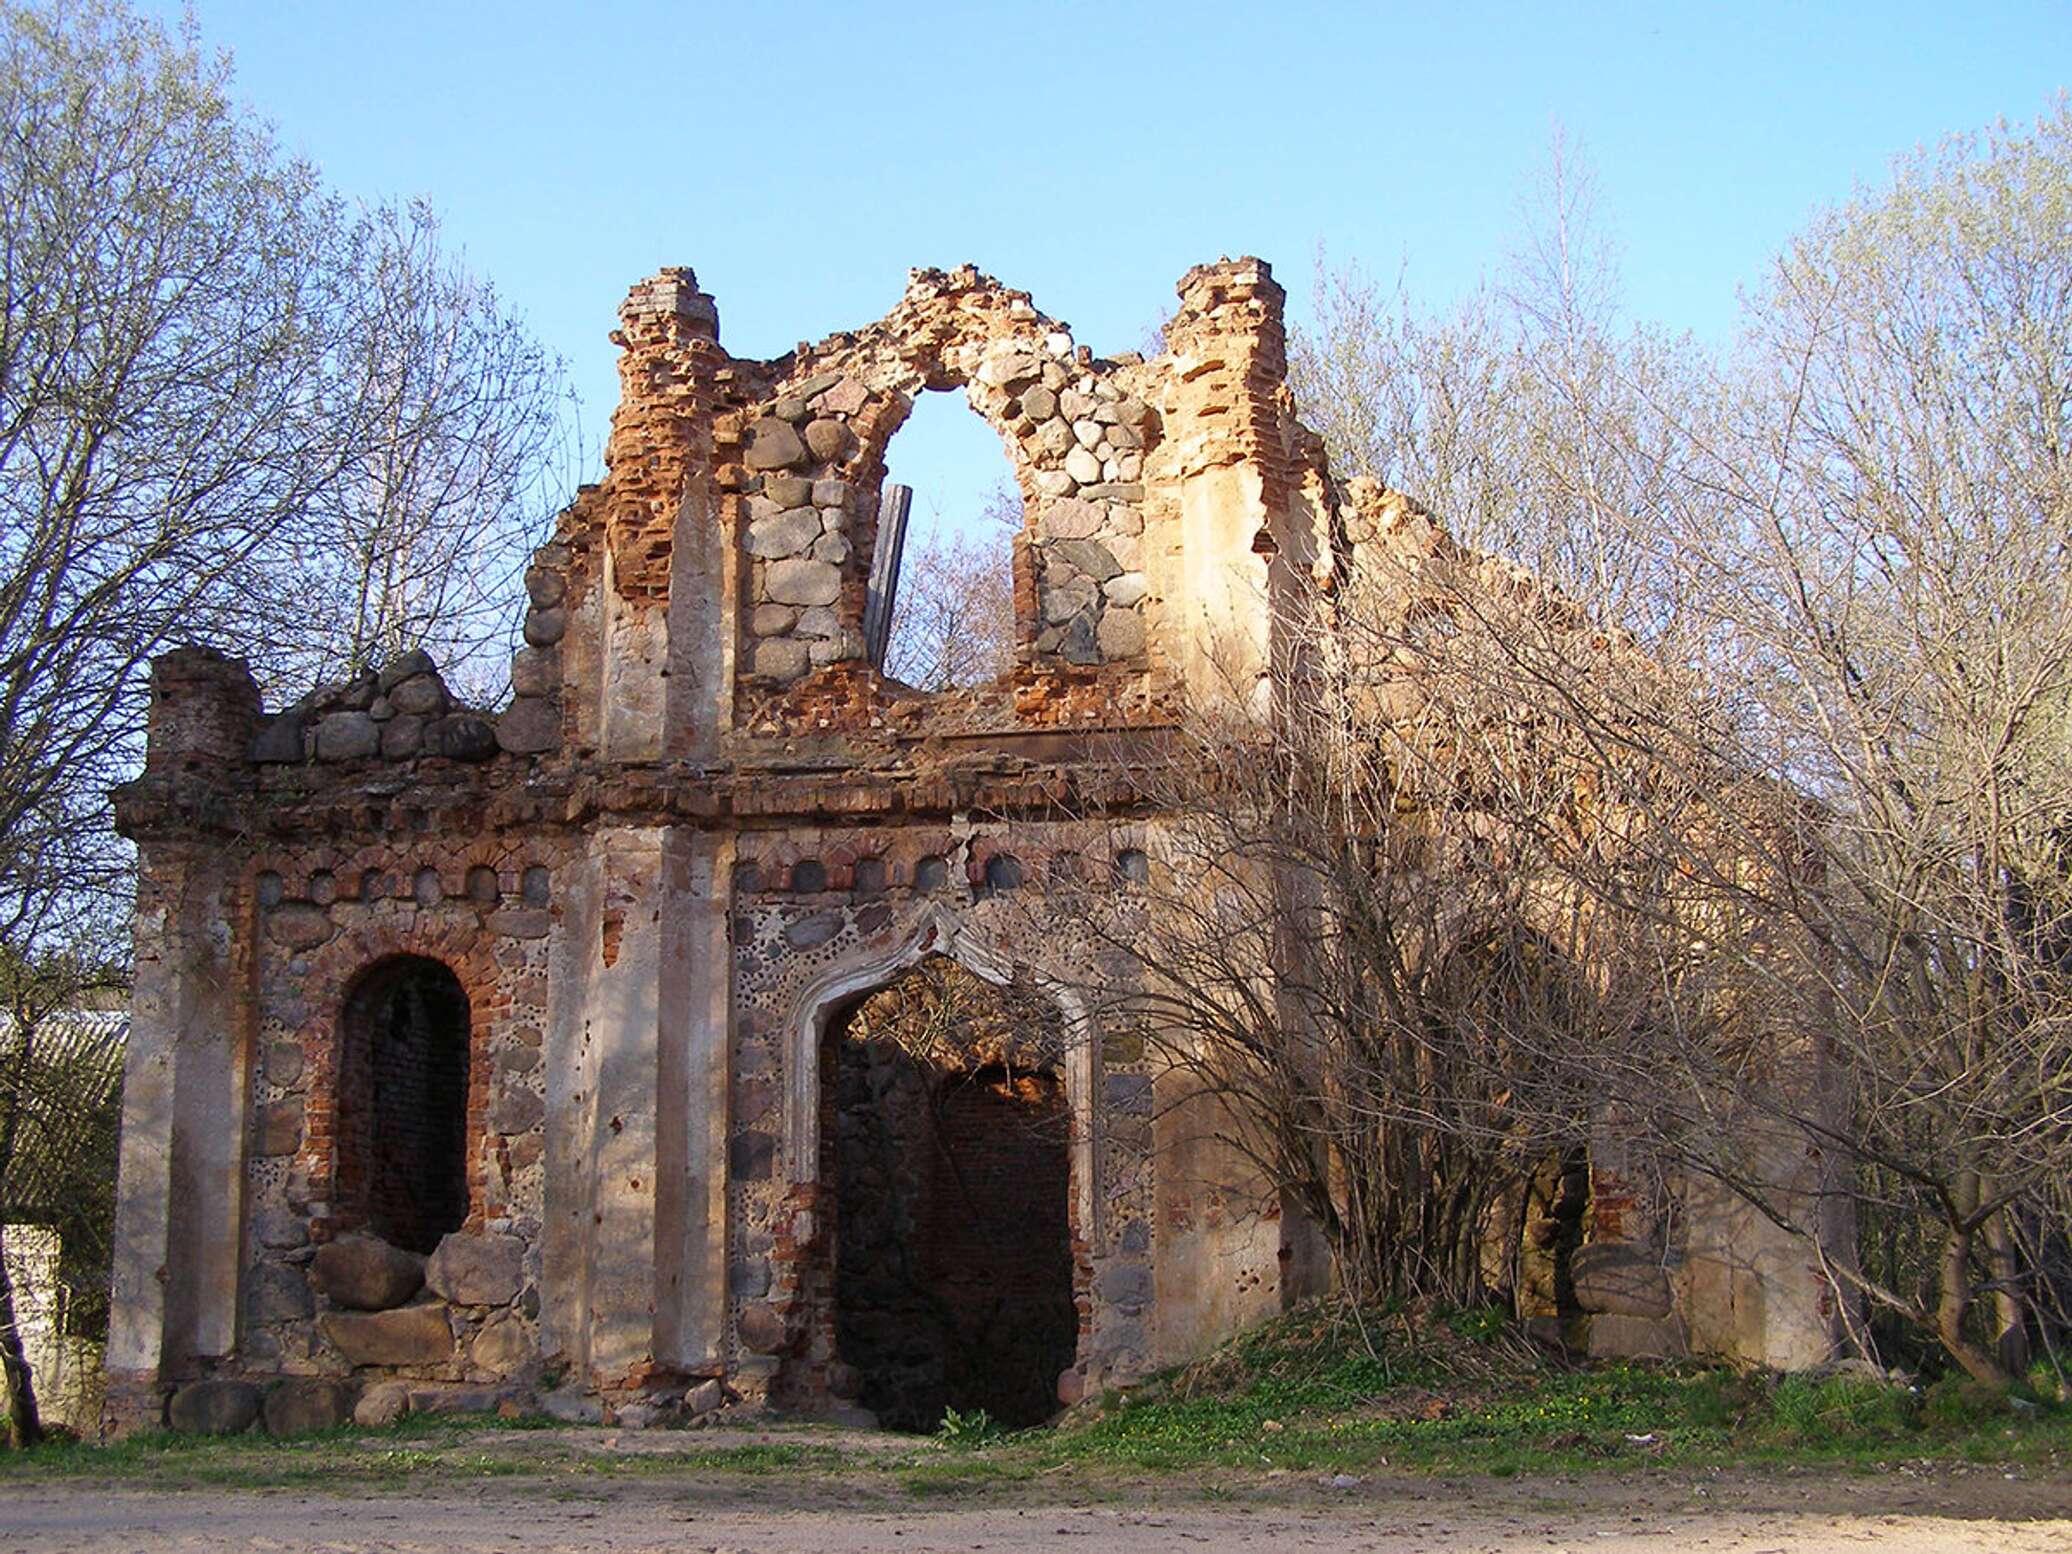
1004 1303 2072 1477
4 1303 2068 1493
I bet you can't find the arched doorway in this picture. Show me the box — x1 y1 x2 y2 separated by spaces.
336 955 472 1254
823 954 1078 1430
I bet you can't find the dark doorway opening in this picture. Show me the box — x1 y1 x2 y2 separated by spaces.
337 955 471 1255
827 955 1077 1431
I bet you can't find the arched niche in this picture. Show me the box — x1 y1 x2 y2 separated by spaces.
335 953 473 1254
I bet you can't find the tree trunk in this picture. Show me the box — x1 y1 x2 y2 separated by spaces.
0 1237 43 1448
0 1026 43 1447
1982 1209 2032 1380
1936 1176 2013 1389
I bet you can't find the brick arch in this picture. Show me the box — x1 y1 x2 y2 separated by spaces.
291 917 504 1241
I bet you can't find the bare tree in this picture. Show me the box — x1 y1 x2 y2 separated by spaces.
1627 104 2072 1387
0 0 571 1437
883 478 1019 690
1289 133 1707 641
1061 111 2072 1392
1280 108 2072 1388
259 198 573 699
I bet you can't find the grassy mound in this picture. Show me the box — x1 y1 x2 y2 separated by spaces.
1017 1301 2072 1476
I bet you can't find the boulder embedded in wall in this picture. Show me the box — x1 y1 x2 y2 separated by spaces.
736 1302 789 1355
743 417 807 470
267 905 333 951
354 1379 412 1427
1096 606 1147 659
1053 538 1121 581
386 673 448 717
753 638 811 682
425 1231 525 1308
167 1379 261 1436
263 1377 358 1436
523 607 568 648
310 1235 427 1312
747 504 823 559
244 1260 314 1323
1570 1242 1674 1319
256 1096 304 1156
469 1314 532 1378
315 711 380 760
1038 498 1107 541
377 648 438 691
510 646 558 697
524 565 565 609
803 417 853 462
264 1038 304 1087
492 1084 545 1133
496 696 559 755
425 714 499 761
380 714 425 759
765 557 841 607
320 1302 456 1367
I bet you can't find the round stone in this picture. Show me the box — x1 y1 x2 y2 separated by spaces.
803 418 854 462
524 607 568 647
747 506 823 559
524 566 565 609
497 697 559 755
1097 605 1147 658
386 674 447 717
315 712 379 761
1103 572 1150 607
510 647 558 697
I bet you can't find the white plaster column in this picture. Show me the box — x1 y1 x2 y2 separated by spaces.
107 842 250 1380
653 827 732 1369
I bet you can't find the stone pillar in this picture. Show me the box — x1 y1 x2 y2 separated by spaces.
106 654 259 1432
539 823 732 1389
653 829 732 1370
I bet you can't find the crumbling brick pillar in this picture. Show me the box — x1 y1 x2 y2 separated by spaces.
1149 259 1291 710
568 269 729 762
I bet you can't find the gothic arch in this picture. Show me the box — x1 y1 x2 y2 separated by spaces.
780 902 1100 1251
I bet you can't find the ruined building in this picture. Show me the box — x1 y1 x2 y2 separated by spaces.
104 259 1844 1435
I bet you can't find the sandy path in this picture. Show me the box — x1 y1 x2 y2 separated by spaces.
2 1477 2068 1554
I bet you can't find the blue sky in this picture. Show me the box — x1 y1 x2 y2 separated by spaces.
144 1 2069 546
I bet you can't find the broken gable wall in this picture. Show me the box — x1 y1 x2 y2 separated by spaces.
103 258 1322 1434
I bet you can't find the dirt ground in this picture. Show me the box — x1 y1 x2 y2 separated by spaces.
2 1462 2069 1553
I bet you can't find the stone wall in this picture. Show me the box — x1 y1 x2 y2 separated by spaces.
103 254 1848 1438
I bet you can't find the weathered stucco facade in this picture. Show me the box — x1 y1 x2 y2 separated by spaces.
104 258 1845 1436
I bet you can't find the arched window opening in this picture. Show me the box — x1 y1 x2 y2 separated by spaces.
823 954 1075 1431
1426 929 1594 1323
337 955 471 1255
873 390 1021 690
